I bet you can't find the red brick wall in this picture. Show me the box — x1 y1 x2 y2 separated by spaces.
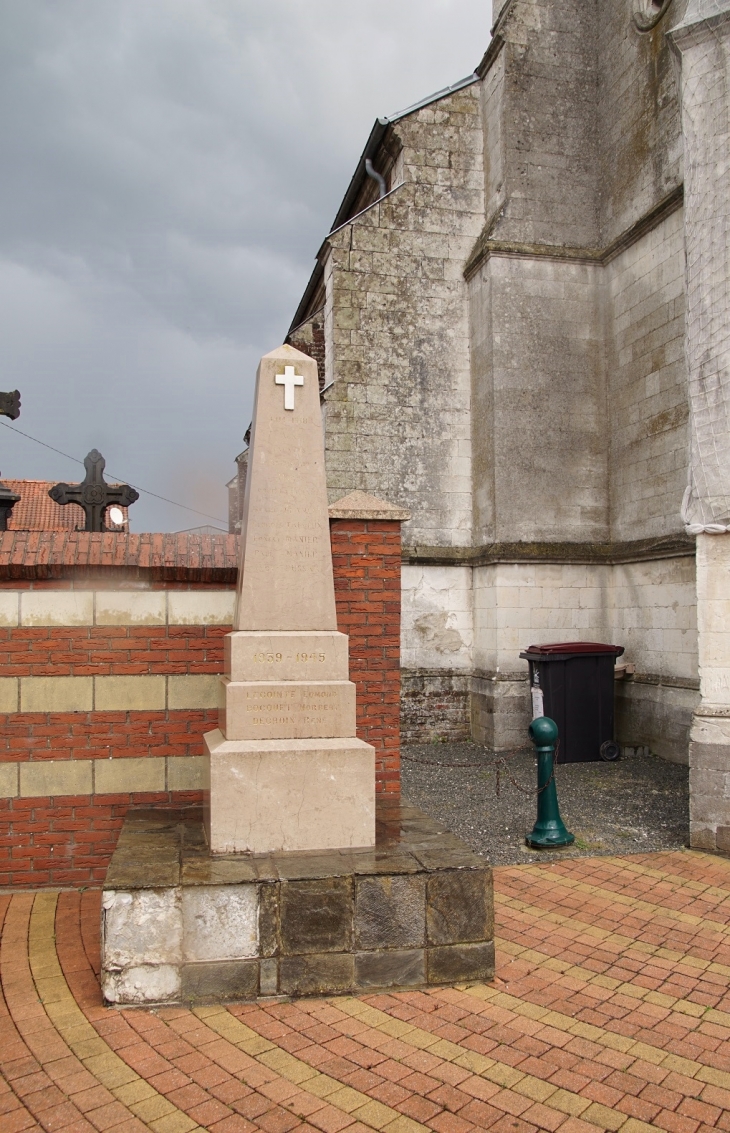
330 518 401 797
0 792 202 888
0 522 403 887
1 710 219 763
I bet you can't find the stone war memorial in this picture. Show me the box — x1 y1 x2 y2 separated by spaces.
100 345 494 1005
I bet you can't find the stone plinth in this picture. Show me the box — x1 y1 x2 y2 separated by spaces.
204 732 374 853
100 802 494 1005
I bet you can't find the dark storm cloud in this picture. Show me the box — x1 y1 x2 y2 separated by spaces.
0 0 490 530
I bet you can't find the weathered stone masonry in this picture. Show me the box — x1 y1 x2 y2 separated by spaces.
289 0 702 768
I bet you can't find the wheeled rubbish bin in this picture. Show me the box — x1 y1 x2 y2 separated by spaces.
519 642 625 764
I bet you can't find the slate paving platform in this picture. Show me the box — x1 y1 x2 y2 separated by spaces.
100 802 494 1006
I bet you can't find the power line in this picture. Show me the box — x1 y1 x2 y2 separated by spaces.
0 419 229 526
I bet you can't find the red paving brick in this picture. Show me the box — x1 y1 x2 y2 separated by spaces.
2 850 730 1132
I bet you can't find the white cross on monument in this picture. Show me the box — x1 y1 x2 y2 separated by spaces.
275 365 304 411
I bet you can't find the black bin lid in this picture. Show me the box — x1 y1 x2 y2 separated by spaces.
520 641 624 661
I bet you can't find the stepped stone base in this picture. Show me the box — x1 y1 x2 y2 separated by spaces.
100 801 494 1006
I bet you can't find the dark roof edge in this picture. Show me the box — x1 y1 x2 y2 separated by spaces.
384 72 479 125
288 263 325 335
289 73 480 333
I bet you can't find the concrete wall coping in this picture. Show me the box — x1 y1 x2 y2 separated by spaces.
328 491 411 521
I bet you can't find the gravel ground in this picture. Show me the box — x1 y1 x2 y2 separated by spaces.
401 742 689 866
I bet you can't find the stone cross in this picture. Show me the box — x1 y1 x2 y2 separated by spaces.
275 365 304 411
49 449 139 532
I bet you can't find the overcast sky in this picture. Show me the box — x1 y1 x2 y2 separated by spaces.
0 1 491 531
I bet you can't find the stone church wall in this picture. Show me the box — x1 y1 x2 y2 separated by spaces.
606 208 688 541
320 84 484 549
291 0 701 766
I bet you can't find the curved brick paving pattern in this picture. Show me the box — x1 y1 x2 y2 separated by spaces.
4 853 730 1133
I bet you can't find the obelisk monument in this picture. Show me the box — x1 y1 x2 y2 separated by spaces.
204 345 376 853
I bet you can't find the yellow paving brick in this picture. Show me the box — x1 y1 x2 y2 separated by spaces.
402 1028 441 1050
620 1120 658 1133
483 1063 525 1089
114 1080 159 1105
453 1050 494 1075
582 1102 626 1130
326 1085 372 1113
627 1042 667 1066
428 1038 463 1061
302 1074 345 1099
351 1099 399 1129
547 1089 592 1117
131 1096 179 1121
382 1116 431 1133
696 1064 730 1089
258 1048 319 1083
660 1053 702 1077
512 1076 558 1104
148 1113 200 1133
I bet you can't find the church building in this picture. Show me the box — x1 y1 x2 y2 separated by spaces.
286 0 730 853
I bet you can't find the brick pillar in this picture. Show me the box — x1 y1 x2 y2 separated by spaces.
329 492 410 797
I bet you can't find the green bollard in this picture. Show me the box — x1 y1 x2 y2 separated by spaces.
525 716 575 849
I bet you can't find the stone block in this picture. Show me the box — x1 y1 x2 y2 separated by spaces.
94 675 166 711
182 885 258 962
259 957 278 995
690 741 730 772
220 679 356 740
94 756 165 795
355 875 426 949
355 949 425 989
102 963 181 1005
20 759 92 798
20 591 93 626
0 678 18 713
95 592 166 625
280 877 353 954
225 631 350 682
168 590 235 625
102 889 182 969
20 676 93 713
427 941 495 984
715 826 730 853
0 763 18 798
0 592 18 627
167 755 206 791
278 953 355 996
204 731 375 853
181 960 258 1003
427 871 493 944
168 674 219 709
259 883 279 957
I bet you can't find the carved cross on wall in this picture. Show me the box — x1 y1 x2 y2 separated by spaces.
49 449 139 532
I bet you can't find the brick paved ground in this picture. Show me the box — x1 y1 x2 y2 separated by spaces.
3 850 730 1133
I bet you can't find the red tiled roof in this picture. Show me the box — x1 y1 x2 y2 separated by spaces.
4 480 129 531
0 531 239 582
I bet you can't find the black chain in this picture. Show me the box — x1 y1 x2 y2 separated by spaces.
402 738 560 798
